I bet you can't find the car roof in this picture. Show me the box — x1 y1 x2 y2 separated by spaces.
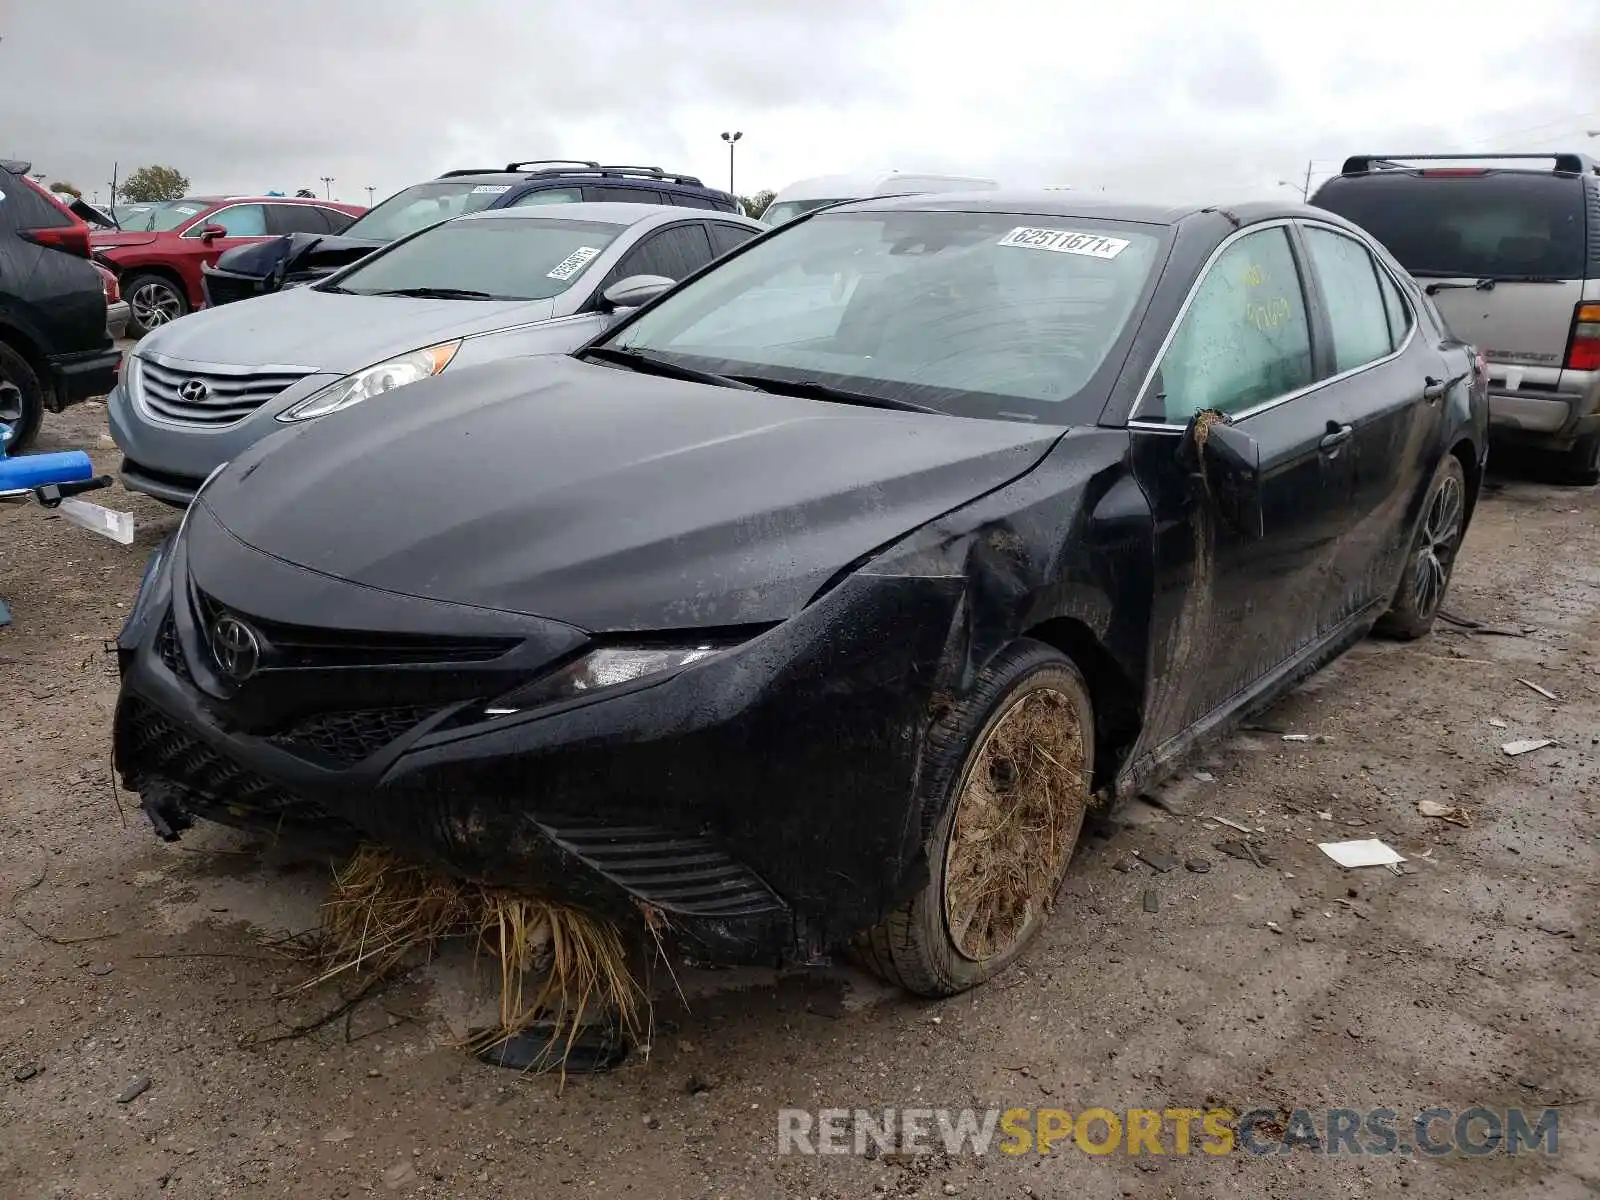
824 189 1339 229
455 202 761 227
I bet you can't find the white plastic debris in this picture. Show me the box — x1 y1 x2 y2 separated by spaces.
1318 839 1406 870
1515 678 1559 702
1282 734 1311 742
1502 738 1556 757
58 498 134 545
1488 718 1508 729
1193 771 1215 782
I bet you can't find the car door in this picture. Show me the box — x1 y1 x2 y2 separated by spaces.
1128 223 1357 750
1297 221 1448 621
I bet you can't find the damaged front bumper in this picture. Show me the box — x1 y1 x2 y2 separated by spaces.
112 508 966 968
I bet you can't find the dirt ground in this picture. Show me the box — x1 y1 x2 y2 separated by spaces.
2 400 1596 1200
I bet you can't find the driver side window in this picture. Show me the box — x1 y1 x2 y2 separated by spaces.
191 204 266 237
1141 227 1313 423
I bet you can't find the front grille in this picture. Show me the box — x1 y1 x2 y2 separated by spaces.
194 588 517 669
269 705 438 767
136 355 310 426
119 699 336 828
540 821 785 918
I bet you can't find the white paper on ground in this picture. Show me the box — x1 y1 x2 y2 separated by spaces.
59 498 134 545
1502 738 1555 757
1318 839 1406 869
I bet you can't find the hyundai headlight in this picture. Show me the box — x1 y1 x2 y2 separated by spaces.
276 340 461 422
483 646 723 717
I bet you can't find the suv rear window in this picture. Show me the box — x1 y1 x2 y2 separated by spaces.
1313 172 1588 279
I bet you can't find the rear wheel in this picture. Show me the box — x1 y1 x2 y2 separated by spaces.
1547 432 1600 487
124 273 187 338
1376 454 1467 640
856 640 1094 997
0 339 45 455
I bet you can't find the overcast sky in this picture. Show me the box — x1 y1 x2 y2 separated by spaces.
4 0 1597 208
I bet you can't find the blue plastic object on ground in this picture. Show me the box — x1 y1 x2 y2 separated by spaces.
0 421 95 490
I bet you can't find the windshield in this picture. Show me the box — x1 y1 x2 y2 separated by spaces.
332 216 622 301
115 201 197 231
1313 172 1587 279
606 209 1162 422
342 180 524 242
764 198 847 226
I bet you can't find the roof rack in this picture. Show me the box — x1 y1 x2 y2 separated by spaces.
505 159 602 172
1342 152 1599 176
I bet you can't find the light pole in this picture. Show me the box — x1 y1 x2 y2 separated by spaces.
1276 179 1307 199
366 185 376 206
720 131 742 197
321 175 334 200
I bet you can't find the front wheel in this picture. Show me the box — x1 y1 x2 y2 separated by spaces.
0 339 45 454
856 640 1095 997
1375 454 1467 640
124 273 188 338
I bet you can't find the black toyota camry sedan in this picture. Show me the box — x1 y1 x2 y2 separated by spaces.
113 192 1487 997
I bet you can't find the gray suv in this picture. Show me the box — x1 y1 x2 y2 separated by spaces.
1313 152 1600 484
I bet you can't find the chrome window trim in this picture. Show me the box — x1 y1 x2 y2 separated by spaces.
1129 218 1418 430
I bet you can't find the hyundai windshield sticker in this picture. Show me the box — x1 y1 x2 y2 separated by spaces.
998 227 1130 259
547 246 602 280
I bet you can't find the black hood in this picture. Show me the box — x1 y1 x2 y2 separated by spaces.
199 356 1064 630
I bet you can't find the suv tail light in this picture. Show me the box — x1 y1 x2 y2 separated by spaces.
1567 303 1600 371
18 223 91 258
93 262 120 303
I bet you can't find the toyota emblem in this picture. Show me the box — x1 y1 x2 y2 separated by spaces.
178 379 210 404
209 615 261 681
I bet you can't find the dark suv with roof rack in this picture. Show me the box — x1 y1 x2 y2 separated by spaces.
202 161 739 307
1313 152 1600 484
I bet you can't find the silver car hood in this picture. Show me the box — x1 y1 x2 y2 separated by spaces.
140 286 559 373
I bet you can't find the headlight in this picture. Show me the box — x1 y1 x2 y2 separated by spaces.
276 340 461 422
483 646 722 717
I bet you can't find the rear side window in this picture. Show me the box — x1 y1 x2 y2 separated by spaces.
1313 172 1587 279
1376 266 1413 347
268 204 330 235
321 208 357 233
1303 227 1395 372
669 192 718 209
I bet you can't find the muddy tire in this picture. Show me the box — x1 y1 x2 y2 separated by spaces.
124 272 188 338
1546 432 1600 487
1375 454 1467 641
856 640 1094 997
0 339 45 455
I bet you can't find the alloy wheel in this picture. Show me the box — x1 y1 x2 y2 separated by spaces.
129 281 183 329
1412 472 1464 619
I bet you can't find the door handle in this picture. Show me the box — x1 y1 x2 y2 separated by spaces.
1319 422 1354 452
1423 376 1447 402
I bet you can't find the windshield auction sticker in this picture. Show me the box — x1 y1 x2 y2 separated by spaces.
547 246 602 280
470 185 512 195
999 227 1130 259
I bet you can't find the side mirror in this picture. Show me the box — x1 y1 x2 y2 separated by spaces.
199 223 228 242
601 274 674 311
1179 409 1263 539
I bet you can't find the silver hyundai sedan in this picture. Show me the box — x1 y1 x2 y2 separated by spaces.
109 203 765 505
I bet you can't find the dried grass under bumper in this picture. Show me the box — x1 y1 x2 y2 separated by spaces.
302 845 649 1077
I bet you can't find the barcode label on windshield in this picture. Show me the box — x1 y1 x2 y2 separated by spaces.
999 227 1130 259
471 185 512 195
547 246 602 280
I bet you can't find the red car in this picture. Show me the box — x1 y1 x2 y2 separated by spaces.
91 196 365 337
